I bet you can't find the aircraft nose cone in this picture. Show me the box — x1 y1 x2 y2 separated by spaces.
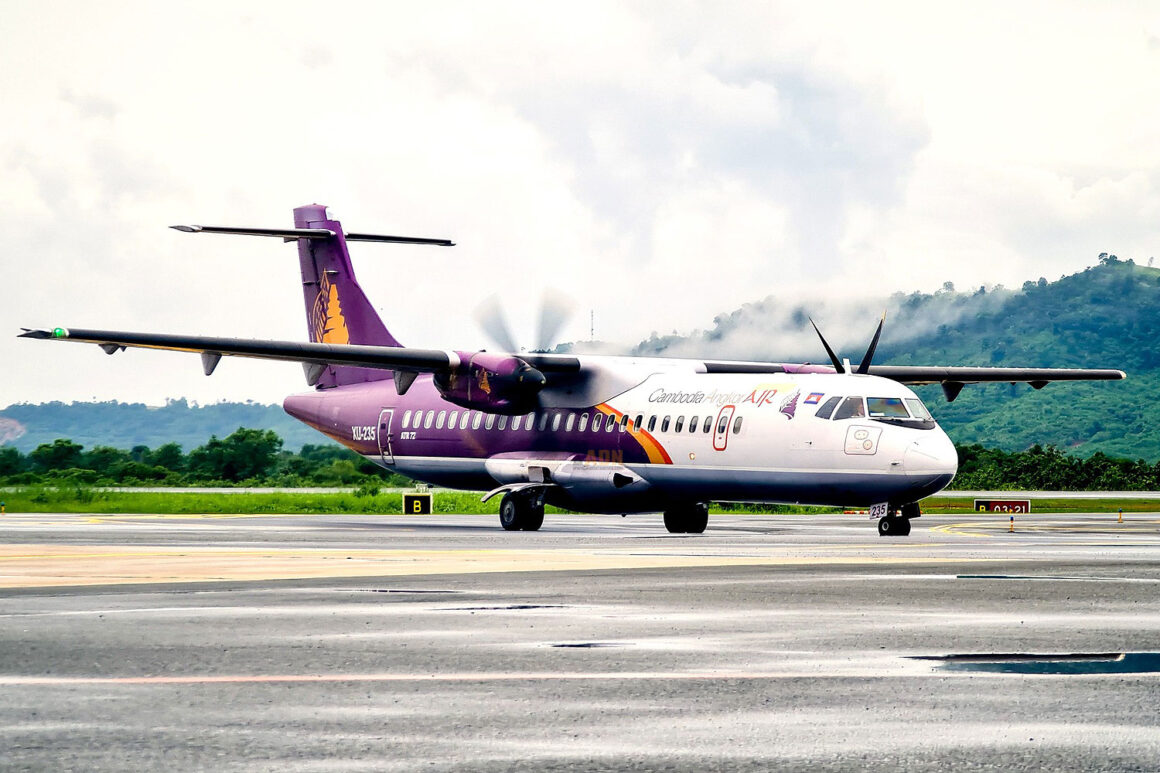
903 431 958 495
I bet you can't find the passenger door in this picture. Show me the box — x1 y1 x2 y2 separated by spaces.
377 408 395 465
713 405 735 451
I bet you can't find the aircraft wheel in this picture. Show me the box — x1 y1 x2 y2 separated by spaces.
685 504 709 534
877 516 911 537
663 504 708 534
522 504 545 532
499 494 526 531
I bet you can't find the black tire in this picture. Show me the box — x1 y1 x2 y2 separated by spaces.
685 504 709 534
877 516 892 537
663 510 685 533
898 517 912 536
522 505 545 532
499 494 525 531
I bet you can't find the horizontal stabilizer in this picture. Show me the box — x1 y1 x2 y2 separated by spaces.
170 225 334 239
171 224 453 246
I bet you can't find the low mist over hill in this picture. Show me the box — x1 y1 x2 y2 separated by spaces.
4 258 1155 459
626 257 1156 459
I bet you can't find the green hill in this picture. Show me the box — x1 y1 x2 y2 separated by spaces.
0 399 324 454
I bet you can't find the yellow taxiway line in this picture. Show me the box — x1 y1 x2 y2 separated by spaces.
0 543 999 589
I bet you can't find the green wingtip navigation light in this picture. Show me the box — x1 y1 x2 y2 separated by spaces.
52 327 67 339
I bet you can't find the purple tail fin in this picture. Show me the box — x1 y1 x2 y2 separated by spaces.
295 204 399 388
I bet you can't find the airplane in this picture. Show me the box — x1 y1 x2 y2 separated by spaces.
20 204 1126 537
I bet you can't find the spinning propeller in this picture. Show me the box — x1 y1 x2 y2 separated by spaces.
809 311 887 375
474 290 576 354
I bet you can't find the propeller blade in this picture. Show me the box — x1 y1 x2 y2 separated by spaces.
474 295 520 353
535 289 575 352
809 318 844 374
856 310 887 375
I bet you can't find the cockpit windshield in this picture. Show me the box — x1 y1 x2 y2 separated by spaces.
872 396 936 429
867 397 909 418
816 395 936 429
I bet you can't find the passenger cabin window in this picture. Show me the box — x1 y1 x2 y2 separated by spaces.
635 414 643 431
688 416 698 433
661 416 670 433
538 413 549 431
647 416 657 432
565 414 575 432
447 411 458 429
815 396 840 420
833 396 866 420
497 415 508 430
485 414 496 430
402 410 412 429
703 415 713 433
552 413 562 431
733 416 743 434
472 412 482 430
619 414 628 432
593 414 604 432
674 416 684 433
460 412 471 430
436 410 446 429
867 397 909 418
717 415 729 434
579 413 589 431
606 414 616 432
510 415 521 431
423 411 435 429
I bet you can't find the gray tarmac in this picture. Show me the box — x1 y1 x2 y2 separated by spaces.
2 510 1160 771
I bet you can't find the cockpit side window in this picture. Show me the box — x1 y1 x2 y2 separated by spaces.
832 396 866 420
904 398 933 421
814 396 841 420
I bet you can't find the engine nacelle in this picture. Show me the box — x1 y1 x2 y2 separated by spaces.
433 351 546 414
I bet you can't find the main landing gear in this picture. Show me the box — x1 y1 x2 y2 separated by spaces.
499 491 545 532
663 502 709 534
877 502 921 537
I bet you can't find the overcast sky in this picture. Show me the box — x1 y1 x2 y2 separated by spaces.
4 1 1159 407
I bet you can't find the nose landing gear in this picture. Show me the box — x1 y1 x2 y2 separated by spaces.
877 502 920 537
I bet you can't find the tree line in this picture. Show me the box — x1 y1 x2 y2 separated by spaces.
0 428 411 488
954 444 1160 491
2 429 1159 491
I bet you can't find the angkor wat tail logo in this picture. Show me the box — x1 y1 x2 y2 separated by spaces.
311 272 349 344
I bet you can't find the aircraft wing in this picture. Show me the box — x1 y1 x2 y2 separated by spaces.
19 327 459 373
19 327 1125 404
866 365 1125 401
17 327 583 388
699 359 1125 400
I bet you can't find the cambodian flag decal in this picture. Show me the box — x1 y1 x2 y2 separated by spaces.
804 392 824 405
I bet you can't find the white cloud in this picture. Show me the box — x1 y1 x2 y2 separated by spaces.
3 1 1159 408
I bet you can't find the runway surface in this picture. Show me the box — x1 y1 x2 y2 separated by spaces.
2 510 1159 771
